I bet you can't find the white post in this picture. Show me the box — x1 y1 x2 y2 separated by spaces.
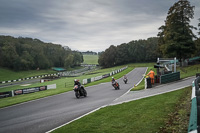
174 57 176 72
157 57 160 63
145 78 147 89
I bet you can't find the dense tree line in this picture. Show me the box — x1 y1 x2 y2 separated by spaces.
0 36 83 71
99 0 200 68
98 37 159 68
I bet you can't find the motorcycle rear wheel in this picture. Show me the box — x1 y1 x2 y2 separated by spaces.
83 89 87 97
75 91 80 99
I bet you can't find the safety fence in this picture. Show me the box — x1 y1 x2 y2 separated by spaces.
0 66 98 84
82 66 128 85
188 76 200 133
60 66 97 77
0 84 56 99
0 73 58 84
160 71 180 84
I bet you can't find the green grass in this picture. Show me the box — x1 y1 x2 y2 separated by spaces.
53 87 190 133
1 62 198 108
83 55 99 64
0 66 86 82
0 67 56 82
178 64 200 79
0 64 131 108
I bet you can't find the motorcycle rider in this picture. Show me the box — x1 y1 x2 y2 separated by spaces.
111 77 116 82
74 79 82 93
111 77 119 87
123 75 127 80
123 75 128 83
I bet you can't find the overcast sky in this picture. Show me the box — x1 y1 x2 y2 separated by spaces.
0 0 200 52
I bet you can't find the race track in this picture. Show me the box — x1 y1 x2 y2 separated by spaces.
0 67 147 133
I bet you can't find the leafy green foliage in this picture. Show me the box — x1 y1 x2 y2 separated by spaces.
158 0 196 64
98 37 159 68
0 36 83 70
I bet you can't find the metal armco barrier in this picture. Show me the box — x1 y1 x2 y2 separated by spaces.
188 76 200 133
82 66 128 85
0 73 58 84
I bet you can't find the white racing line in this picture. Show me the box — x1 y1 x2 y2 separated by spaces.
113 67 148 102
109 85 191 106
46 67 148 133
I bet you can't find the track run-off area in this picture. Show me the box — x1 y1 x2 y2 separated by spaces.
0 67 194 133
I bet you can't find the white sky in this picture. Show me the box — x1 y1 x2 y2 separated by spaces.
0 0 199 52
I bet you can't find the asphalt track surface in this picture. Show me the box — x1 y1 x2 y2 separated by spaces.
0 67 147 133
111 76 195 106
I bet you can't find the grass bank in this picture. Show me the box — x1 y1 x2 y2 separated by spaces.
83 55 99 64
0 66 84 82
53 87 191 133
0 67 55 82
0 64 132 108
178 64 200 79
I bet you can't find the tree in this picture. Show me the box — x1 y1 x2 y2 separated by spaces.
0 35 84 71
158 0 196 65
198 18 200 35
72 51 83 66
98 45 117 68
195 18 200 56
1 44 19 69
64 54 74 68
98 37 159 68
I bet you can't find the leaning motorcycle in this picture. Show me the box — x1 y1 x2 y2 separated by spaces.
123 78 128 84
112 81 120 90
73 85 87 98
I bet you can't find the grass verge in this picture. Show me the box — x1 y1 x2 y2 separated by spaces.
158 86 191 133
83 55 99 64
52 87 191 133
0 67 55 82
0 64 132 108
178 64 200 79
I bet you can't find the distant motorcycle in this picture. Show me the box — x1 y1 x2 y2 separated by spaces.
123 78 128 84
112 81 120 90
73 85 87 98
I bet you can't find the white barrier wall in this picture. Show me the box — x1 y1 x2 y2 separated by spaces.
47 84 56 89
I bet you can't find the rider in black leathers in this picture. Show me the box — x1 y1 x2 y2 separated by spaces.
74 79 83 93
74 79 81 87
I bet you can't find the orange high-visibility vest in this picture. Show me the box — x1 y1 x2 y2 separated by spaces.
147 70 155 78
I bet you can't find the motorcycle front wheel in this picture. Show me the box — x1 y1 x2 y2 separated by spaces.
118 86 120 89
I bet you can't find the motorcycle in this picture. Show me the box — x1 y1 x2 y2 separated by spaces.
112 81 120 90
73 85 87 99
123 78 128 84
